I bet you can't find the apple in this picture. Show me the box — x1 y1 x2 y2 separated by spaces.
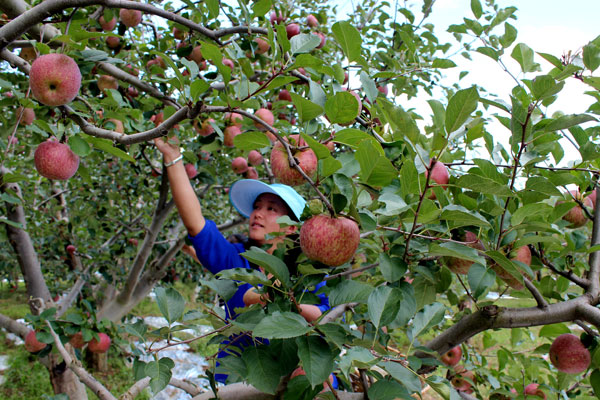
248 150 263 166
223 125 242 147
270 11 285 25
270 135 317 186
232 157 248 174
66 244 76 254
25 330 47 353
377 85 388 96
119 9 142 27
245 167 259 179
188 45 204 65
222 58 234 70
253 38 270 55
315 32 327 49
34 139 80 180
123 63 139 76
69 332 86 349
88 332 111 353
29 53 81 106
441 346 462 366
147 56 166 70
286 23 300 39
589 189 597 208
306 14 319 28
150 111 164 127
278 89 292 102
492 245 531 290
300 215 360 267
127 86 139 97
128 238 139 246
549 333 591 374
97 75 118 92
524 383 546 399
254 108 274 130
103 118 123 133
425 160 449 199
19 47 36 62
99 15 116 31
194 118 215 136
451 365 475 394
224 112 243 127
172 27 186 40
443 231 483 274
325 141 335 152
184 163 197 179
17 107 35 125
106 36 120 49
199 150 210 161
561 190 592 228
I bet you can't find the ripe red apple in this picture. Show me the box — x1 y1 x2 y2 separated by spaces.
222 58 234 70
270 135 317 186
306 14 319 28
127 86 139 97
34 139 80 180
248 150 263 166
128 238 138 246
194 118 215 136
425 160 449 199
253 38 270 55
270 11 285 25
104 118 124 133
560 190 592 228
106 36 120 49
245 167 258 179
184 163 197 179
25 330 47 353
17 107 35 125
66 244 76 254
99 15 116 31
19 47 36 62
172 27 186 40
377 85 389 96
315 32 327 49
492 245 531 290
123 63 139 76
119 9 142 27
286 23 301 39
29 54 81 106
232 157 248 174
224 112 243 127
441 346 462 366
278 89 292 102
254 108 274 130
150 111 164 127
549 333 591 374
524 383 546 399
97 75 118 92
300 215 360 267
443 231 483 274
88 332 111 353
69 332 86 349
188 45 204 65
451 365 475 394
223 125 242 147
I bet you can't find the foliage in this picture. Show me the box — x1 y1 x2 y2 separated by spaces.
0 0 599 399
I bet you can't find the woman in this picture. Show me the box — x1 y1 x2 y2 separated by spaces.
154 137 331 384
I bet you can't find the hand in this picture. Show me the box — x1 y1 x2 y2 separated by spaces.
154 136 181 164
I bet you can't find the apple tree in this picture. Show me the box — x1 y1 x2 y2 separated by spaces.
0 0 599 399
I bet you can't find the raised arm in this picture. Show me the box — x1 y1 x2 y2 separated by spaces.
154 137 205 236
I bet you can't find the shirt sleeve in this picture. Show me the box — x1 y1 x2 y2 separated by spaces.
313 281 330 314
188 219 249 275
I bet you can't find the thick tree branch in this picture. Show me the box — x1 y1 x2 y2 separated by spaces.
0 312 29 338
320 303 359 324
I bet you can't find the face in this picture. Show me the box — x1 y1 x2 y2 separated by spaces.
248 193 295 245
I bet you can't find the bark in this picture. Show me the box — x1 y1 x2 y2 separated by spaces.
49 355 88 400
191 383 364 400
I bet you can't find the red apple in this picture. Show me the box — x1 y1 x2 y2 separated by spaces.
184 163 197 179
223 125 242 147
98 75 118 92
25 330 47 353
172 27 186 40
306 14 319 28
188 45 204 65
549 333 590 374
561 190 592 228
441 346 462 366
88 332 111 353
270 11 285 25
127 86 139 97
104 118 124 133
66 244 76 254
286 23 300 39
222 58 234 70
194 118 215 136
128 238 138 246
270 135 317 186
17 107 35 125
150 111 164 127
315 32 327 49
492 245 531 290
106 36 120 49
254 108 274 130
300 214 360 267
244 167 258 179
224 112 243 127
69 332 86 349
248 150 263 166
99 16 116 31
253 38 270 55
443 231 483 274
119 9 142 28
278 89 292 102
451 365 475 394
232 157 248 174
377 85 388 96
524 383 546 399
29 54 81 106
425 160 449 199
34 139 80 180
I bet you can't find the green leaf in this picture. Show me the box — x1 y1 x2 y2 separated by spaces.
360 71 379 104
539 323 571 338
456 174 513 196
275 24 290 53
500 22 517 48
325 91 360 125
377 99 420 142
216 268 270 287
486 250 528 284
242 247 290 287
511 203 553 225
367 380 412 399
537 52 563 69
429 242 486 265
368 286 403 329
440 205 491 228
154 287 185 325
590 369 600 398
300 133 330 159
583 44 600 72
328 280 373 306
205 0 219 18
68 135 91 157
124 320 147 341
199 278 237 300
290 93 323 123
190 79 210 101
541 114 597 132
233 131 271 150
432 59 457 68
290 33 321 54
467 264 495 299
331 21 362 62
251 0 271 17
1 217 25 229
380 361 422 393
319 156 342 178
296 336 337 388
511 43 541 73
355 140 397 187
532 75 564 100
145 357 175 394
334 128 381 151
409 302 446 339
85 136 134 162
242 346 282 394
445 86 479 134
253 311 312 339
470 0 482 19
0 192 21 205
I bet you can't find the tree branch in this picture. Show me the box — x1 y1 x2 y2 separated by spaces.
587 182 600 295
320 303 359 324
0 312 29 338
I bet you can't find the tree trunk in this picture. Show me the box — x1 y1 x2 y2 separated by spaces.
49 354 88 399
85 350 108 373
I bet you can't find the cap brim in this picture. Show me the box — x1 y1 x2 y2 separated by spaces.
229 180 279 219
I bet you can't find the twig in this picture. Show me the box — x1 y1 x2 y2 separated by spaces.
522 277 548 309
324 263 379 281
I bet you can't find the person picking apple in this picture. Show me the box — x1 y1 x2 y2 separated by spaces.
154 136 335 387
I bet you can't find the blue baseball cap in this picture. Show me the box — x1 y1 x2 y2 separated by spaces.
229 179 306 220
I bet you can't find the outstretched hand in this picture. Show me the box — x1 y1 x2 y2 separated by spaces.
154 136 181 164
